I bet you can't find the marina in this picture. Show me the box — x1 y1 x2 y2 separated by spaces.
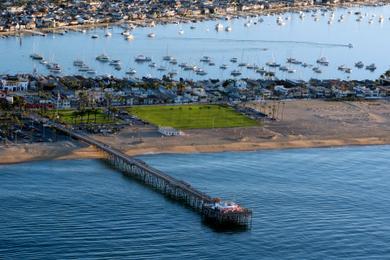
1 5 390 80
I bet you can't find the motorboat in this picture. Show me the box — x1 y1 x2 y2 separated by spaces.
230 57 238 63
148 32 156 38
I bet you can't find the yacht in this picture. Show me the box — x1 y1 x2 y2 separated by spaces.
365 63 377 71
30 53 44 60
135 55 152 62
96 54 110 62
126 69 137 75
147 32 156 38
231 70 242 77
316 57 329 66
355 61 364 68
49 63 62 73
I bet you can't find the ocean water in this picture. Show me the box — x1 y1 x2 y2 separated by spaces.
1 5 390 80
1 145 390 259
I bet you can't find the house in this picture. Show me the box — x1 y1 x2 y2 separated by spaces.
0 77 29 91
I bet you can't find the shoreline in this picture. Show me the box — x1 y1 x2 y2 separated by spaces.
1 136 389 165
1 1 388 37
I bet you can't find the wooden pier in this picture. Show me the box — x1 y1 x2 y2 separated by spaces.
50 123 252 229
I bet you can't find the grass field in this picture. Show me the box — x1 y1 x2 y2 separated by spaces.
45 109 116 125
128 104 258 129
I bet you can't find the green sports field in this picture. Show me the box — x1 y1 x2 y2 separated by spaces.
127 104 258 129
45 109 117 125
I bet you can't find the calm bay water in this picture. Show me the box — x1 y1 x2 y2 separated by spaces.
2 5 390 80
1 145 390 259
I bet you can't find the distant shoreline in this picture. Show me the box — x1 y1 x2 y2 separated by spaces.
1 136 389 165
1 1 388 37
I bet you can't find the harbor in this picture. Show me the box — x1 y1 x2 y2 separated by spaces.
1 4 390 81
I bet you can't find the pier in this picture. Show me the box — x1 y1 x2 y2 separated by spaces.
49 122 252 229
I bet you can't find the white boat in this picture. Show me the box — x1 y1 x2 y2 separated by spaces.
39 59 48 65
78 65 90 72
147 32 156 38
96 54 110 62
169 58 178 65
178 29 184 35
105 31 112 37
157 66 167 71
215 23 224 31
122 31 130 36
126 34 135 40
114 64 122 71
196 69 207 76
149 62 157 68
225 26 232 32
183 64 196 71
126 69 136 75
134 55 152 62
231 70 241 77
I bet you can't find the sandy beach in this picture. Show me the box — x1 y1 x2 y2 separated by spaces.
1 100 389 165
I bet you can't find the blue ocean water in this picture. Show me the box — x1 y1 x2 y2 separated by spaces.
1 145 390 259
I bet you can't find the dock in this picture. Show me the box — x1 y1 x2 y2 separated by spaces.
48 122 252 229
